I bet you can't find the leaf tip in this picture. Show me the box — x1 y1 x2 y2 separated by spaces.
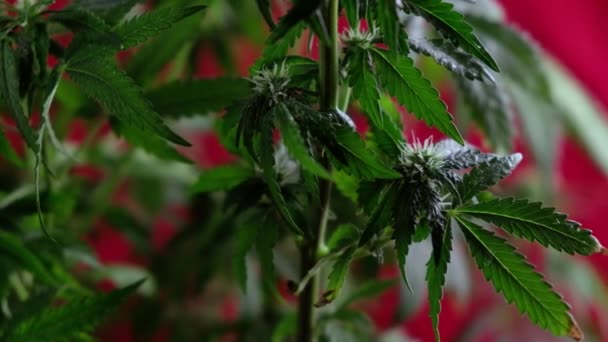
567 314 584 342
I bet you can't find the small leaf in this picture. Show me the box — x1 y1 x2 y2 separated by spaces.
114 6 206 50
359 182 398 245
111 119 191 164
317 246 357 307
454 198 603 256
0 40 37 152
338 279 397 310
146 78 250 118
4 280 144 341
66 47 190 146
191 165 254 193
393 185 419 291
457 154 522 202
276 103 331 179
370 47 463 144
255 213 279 293
426 226 453 341
456 217 582 340
327 224 360 251
403 0 499 71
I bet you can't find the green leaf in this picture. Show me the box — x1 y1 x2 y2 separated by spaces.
456 217 582 340
255 0 275 28
403 0 499 71
146 77 250 118
114 6 206 50
111 118 191 164
4 280 143 341
359 182 398 245
276 103 331 179
370 47 463 144
0 40 37 151
125 7 203 85
269 0 322 43
454 198 603 256
71 0 140 24
191 165 254 193
0 126 23 167
317 246 357 307
409 38 494 83
0 230 58 286
337 279 396 309
327 224 360 251
256 23 306 70
258 117 303 235
426 226 453 341
66 47 190 146
48 9 118 43
234 219 258 292
393 185 419 291
332 126 401 180
542 56 608 175
347 49 405 158
255 213 279 294
456 77 513 152
457 154 521 202
374 0 408 53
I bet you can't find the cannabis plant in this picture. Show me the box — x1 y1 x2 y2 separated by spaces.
0 0 607 341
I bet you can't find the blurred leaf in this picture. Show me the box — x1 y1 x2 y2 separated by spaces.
0 40 37 152
374 0 408 53
111 119 191 163
317 246 357 306
191 164 255 193
3 280 143 341
269 0 322 43
0 230 58 286
147 78 250 118
542 56 608 175
338 279 396 310
66 46 190 146
0 126 23 167
115 5 206 50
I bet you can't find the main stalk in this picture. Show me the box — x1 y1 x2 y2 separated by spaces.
296 1 340 341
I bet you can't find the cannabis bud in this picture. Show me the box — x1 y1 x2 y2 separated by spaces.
251 63 291 105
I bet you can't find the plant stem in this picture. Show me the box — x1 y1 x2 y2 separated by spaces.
297 1 340 341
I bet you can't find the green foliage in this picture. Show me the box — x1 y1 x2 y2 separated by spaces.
370 47 463 143
402 0 499 71
454 198 602 255
2 281 143 341
66 47 190 146
115 6 206 50
147 78 250 118
0 0 606 340
426 226 453 341
456 217 582 339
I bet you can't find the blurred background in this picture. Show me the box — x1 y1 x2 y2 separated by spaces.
2 0 608 341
